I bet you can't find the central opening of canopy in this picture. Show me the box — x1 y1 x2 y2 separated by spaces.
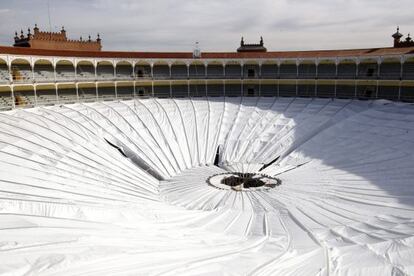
207 172 281 191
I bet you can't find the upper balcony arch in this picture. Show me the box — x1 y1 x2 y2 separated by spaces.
55 59 74 66
34 59 53 66
188 60 206 78
315 59 336 79
224 59 243 66
76 60 95 81
359 57 379 64
206 61 225 79
96 60 113 66
134 61 152 79
32 57 54 66
171 60 187 66
153 60 170 66
135 60 152 66
336 58 358 79
116 61 133 79
0 57 8 65
279 59 298 79
297 59 317 79
337 57 358 64
317 59 336 66
261 60 278 79
0 58 9 85
337 58 357 65
189 60 205 66
96 59 114 66
74 59 95 67
115 60 133 67
243 60 261 65
10 57 32 67
96 61 115 79
55 60 75 81
10 58 32 83
379 56 403 80
170 61 188 79
278 59 295 65
261 59 279 65
33 59 55 82
206 60 225 67
298 59 317 65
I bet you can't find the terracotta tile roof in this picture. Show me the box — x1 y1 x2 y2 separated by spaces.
0 45 413 60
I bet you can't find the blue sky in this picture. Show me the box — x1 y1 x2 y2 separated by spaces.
0 0 413 52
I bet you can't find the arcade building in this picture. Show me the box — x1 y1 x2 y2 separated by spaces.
0 25 414 110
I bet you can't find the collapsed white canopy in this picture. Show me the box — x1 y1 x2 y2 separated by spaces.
0 97 413 275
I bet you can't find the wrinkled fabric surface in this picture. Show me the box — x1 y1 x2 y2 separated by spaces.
0 97 413 275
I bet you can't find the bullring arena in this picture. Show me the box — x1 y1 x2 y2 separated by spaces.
0 25 414 275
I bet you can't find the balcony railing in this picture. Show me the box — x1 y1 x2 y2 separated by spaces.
0 72 411 84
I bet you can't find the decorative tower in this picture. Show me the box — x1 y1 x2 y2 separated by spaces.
237 36 267 52
392 26 403 47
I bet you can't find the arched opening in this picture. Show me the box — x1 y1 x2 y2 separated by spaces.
403 57 414 80
153 61 170 79
206 80 224 97
316 81 335 98
261 61 278 79
317 60 336 79
36 84 58 106
116 61 133 79
358 58 378 79
135 61 151 78
56 60 75 81
78 83 97 102
380 57 401 80
189 80 206 97
0 86 12 111
98 83 116 101
356 80 378 100
279 60 297 79
225 80 241 96
153 81 171 98
96 61 114 79
243 83 260 97
135 82 152 97
377 82 399 100
243 61 260 79
278 80 297 96
171 61 188 79
57 83 77 104
298 60 316 79
11 58 32 82
116 82 134 100
337 59 357 79
336 81 356 98
13 85 35 107
206 61 224 79
34 59 54 82
225 61 242 79
171 80 188 97
76 61 95 80
260 80 278 96
0 58 9 83
401 83 414 101
189 61 205 79
297 80 316 97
